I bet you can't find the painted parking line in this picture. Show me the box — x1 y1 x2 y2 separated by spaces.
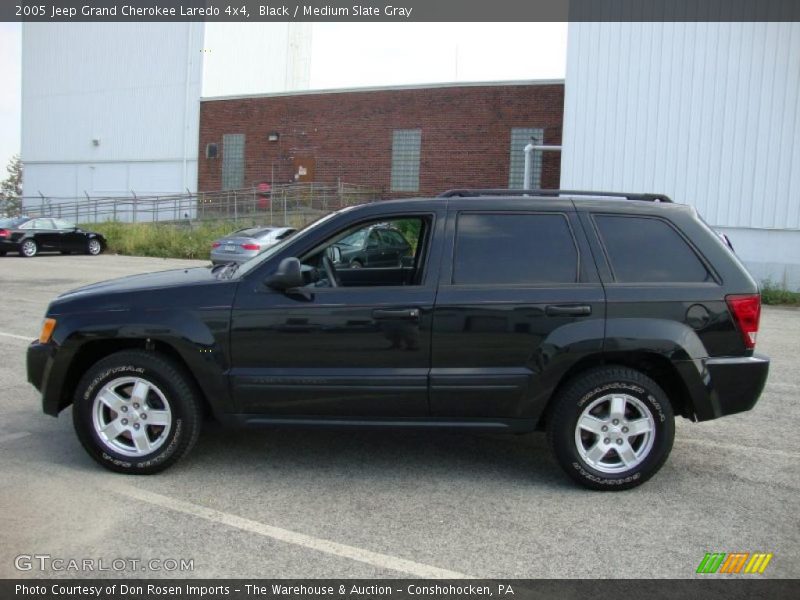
0 431 31 444
680 437 799 459
104 482 470 579
0 331 32 342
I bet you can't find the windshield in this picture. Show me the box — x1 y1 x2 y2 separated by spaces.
229 227 273 238
232 209 350 278
337 230 367 247
0 217 28 228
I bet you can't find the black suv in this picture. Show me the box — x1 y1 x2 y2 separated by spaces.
26 190 769 490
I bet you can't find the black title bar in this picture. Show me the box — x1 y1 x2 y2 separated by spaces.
4 0 800 22
5 579 800 600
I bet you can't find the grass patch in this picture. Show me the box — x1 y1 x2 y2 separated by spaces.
761 280 800 306
86 221 250 260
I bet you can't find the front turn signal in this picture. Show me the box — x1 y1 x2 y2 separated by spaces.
39 318 57 344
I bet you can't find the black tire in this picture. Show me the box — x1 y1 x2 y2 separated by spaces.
60 250 71 255
0 251 6 256
547 366 675 491
350 260 363 269
72 350 202 474
19 239 37 258
86 238 103 255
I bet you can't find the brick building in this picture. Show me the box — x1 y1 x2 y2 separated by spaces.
198 80 564 197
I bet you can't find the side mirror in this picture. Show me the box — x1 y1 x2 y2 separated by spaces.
326 245 342 263
265 257 305 291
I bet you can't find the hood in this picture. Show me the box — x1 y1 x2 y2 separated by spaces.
57 267 218 300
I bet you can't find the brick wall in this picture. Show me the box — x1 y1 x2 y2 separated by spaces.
198 82 564 196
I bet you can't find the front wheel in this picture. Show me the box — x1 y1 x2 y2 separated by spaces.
72 350 202 474
547 366 674 490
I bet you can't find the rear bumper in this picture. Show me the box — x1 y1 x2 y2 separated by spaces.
677 354 769 421
210 250 256 265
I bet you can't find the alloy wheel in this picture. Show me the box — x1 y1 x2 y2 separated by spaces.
91 376 173 457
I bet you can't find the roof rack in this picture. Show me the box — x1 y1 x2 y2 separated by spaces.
438 189 673 203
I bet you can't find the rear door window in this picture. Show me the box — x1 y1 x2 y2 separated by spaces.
453 213 579 285
594 215 712 283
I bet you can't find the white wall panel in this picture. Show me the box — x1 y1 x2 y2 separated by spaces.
562 22 800 231
21 22 203 202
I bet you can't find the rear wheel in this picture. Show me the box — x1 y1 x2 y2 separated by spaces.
350 260 363 269
72 350 202 474
547 366 674 490
20 239 37 257
87 239 102 255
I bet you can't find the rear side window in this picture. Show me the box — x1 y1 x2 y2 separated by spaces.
453 213 578 285
594 215 711 283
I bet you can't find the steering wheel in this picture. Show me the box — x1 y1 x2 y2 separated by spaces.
322 255 340 287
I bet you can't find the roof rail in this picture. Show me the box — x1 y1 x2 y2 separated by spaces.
438 189 673 203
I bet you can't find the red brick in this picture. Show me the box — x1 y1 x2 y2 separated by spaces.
198 83 564 196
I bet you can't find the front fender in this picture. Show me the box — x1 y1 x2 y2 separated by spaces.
39 306 232 417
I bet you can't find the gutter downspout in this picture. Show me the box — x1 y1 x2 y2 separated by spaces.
523 142 563 190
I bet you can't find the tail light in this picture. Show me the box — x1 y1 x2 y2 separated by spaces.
726 294 761 349
241 243 260 251
0 229 8 238
211 242 221 248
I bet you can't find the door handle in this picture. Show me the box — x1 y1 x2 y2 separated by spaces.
372 308 420 321
545 304 592 317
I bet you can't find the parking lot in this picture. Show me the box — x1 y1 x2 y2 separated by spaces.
1 254 798 579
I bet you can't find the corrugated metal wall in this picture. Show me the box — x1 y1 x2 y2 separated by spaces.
21 22 203 199
561 22 800 231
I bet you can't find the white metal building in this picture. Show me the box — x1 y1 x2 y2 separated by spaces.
21 22 312 219
561 22 800 290
22 23 204 207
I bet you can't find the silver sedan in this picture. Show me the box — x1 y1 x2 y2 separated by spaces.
210 226 296 265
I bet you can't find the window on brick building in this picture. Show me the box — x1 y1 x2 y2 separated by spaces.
390 129 422 192
508 128 544 189
222 134 245 190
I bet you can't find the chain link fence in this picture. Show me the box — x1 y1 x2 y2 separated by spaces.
19 182 380 227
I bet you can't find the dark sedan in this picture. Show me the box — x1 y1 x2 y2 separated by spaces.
0 216 106 258
333 223 413 268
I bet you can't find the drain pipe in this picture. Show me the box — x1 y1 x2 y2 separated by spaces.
523 142 563 190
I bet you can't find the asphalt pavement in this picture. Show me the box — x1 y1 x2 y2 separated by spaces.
1 254 798 579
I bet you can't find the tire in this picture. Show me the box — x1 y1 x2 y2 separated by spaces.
60 250 71 255
86 238 103 255
547 366 675 491
19 239 37 258
72 350 202 474
350 260 363 269
0 251 6 257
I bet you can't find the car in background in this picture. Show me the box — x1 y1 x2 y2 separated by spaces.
210 226 296 265
0 216 106 258
333 223 412 268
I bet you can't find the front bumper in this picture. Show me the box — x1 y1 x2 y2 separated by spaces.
27 341 49 392
677 354 770 421
27 341 64 416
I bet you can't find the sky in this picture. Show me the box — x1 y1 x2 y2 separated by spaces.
0 22 567 173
